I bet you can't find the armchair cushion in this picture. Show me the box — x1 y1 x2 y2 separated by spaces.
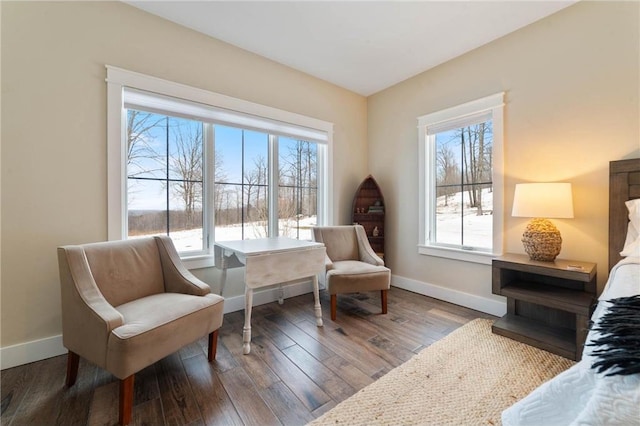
313 226 359 261
327 260 390 295
83 238 165 307
108 293 224 379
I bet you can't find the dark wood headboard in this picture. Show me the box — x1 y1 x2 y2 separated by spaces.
609 158 640 271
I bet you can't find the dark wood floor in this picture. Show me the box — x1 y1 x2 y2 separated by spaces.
1 287 495 426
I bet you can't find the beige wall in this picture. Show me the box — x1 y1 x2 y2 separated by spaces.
368 1 639 304
1 1 368 348
2 0 639 356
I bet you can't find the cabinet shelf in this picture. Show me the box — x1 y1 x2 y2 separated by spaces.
352 175 385 260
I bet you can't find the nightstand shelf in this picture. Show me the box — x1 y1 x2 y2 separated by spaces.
492 253 597 361
500 282 594 315
493 314 575 359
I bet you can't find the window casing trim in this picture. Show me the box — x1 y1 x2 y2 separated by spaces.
107 66 334 268
417 92 505 264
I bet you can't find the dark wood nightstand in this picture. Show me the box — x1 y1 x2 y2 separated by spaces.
491 253 597 361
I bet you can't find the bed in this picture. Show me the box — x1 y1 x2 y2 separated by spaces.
502 158 640 425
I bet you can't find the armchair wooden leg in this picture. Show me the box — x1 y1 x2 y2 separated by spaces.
65 351 79 387
331 294 337 321
208 330 219 362
381 289 388 315
119 375 134 426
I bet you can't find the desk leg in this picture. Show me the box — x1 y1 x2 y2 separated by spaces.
278 284 284 305
219 267 228 296
312 275 323 327
243 287 253 355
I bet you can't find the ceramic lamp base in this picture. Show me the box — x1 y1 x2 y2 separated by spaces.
522 218 562 262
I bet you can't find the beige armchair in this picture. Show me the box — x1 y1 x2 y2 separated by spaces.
57 236 224 425
312 225 391 320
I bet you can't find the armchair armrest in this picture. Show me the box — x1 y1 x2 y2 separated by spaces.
58 246 124 368
325 253 335 271
355 225 385 266
155 236 211 296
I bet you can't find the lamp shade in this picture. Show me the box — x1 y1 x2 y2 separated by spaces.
512 183 574 219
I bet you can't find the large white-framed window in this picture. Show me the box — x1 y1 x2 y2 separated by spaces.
107 66 333 268
417 93 504 265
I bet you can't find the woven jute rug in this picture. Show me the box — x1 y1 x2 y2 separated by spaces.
309 318 575 425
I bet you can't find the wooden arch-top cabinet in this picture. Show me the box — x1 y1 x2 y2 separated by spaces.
352 175 385 260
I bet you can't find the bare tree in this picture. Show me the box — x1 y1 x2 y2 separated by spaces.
455 123 492 214
170 122 203 228
280 140 317 219
244 155 269 237
126 110 164 175
213 151 228 225
436 143 459 207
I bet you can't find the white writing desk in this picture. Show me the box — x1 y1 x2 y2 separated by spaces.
214 237 326 354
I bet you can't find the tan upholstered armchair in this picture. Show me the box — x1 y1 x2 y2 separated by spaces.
57 236 224 425
312 225 391 320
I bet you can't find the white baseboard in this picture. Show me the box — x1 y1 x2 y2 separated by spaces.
0 280 315 370
391 274 506 317
0 334 67 371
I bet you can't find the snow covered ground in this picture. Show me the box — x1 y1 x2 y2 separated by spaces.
133 216 317 252
133 189 493 252
435 188 492 249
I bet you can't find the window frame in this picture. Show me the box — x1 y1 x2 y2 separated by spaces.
107 66 333 268
417 93 504 265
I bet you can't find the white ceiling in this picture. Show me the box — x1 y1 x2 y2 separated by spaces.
126 1 577 96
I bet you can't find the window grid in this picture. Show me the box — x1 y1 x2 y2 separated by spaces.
417 92 504 264
107 66 333 267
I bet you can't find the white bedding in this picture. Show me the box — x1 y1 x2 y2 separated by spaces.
502 256 640 426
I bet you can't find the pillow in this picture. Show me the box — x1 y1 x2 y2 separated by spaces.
620 235 640 257
626 199 640 234
621 200 640 256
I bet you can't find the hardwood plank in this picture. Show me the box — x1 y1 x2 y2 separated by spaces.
258 381 314 425
156 353 203 425
182 354 243 426
262 311 336 361
10 355 67 425
250 335 331 411
131 398 164 426
295 318 393 378
180 340 208 361
311 400 338 418
219 327 280 390
321 355 374 391
1 359 39 424
56 358 100 426
133 364 160 407
282 345 355 403
328 306 418 363
250 314 296 351
197 335 239 375
87 382 119 426
217 367 280 426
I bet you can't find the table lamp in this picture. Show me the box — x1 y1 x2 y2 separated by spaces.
512 183 574 261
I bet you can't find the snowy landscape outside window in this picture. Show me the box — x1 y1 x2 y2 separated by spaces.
126 111 320 254
418 93 504 264
107 66 332 268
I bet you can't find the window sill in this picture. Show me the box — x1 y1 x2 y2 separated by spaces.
181 254 216 270
417 245 497 265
